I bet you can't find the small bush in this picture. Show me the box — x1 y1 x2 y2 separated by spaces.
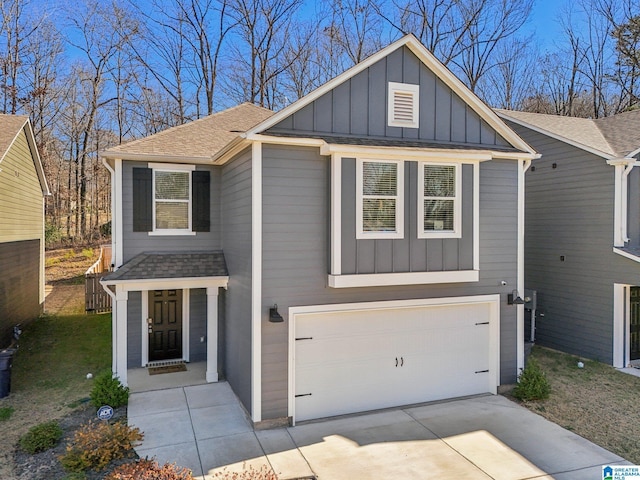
211 464 277 479
0 406 14 421
59 420 143 472
82 248 94 259
105 458 193 479
19 421 63 454
513 358 551 401
90 371 129 408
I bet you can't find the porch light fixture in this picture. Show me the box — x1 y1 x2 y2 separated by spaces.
269 304 284 323
508 290 525 305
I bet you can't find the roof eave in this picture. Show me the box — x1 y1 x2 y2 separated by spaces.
497 111 614 160
100 151 214 164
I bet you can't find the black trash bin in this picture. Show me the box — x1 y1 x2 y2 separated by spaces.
0 349 16 399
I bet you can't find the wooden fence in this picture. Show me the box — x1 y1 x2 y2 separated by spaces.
85 245 112 313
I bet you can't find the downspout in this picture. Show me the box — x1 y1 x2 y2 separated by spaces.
101 158 118 268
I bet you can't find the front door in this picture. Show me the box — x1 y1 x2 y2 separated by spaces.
148 290 183 362
631 287 640 361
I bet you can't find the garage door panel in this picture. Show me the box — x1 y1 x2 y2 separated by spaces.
294 299 497 422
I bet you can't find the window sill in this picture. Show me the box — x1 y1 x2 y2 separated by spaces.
148 230 197 236
328 270 479 288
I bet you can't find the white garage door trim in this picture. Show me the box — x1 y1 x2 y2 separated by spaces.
288 295 500 425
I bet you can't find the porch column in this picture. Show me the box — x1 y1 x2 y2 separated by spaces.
206 286 219 382
114 286 129 386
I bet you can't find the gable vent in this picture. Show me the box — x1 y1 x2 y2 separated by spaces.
388 82 419 128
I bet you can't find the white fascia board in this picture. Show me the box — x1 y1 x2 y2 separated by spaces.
321 143 492 161
212 138 252 165
498 112 613 160
244 134 326 148
24 119 50 195
328 270 479 288
100 276 229 291
100 151 213 164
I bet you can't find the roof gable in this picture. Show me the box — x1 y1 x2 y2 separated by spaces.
246 35 535 156
0 114 49 195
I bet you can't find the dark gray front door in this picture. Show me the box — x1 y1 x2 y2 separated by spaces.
149 290 182 361
631 287 640 361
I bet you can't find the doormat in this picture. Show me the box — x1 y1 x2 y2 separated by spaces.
148 363 187 375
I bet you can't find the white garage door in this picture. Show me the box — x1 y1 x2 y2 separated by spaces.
292 297 499 422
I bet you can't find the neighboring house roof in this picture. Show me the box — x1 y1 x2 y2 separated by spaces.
101 103 274 162
102 251 228 283
497 108 640 159
0 114 50 195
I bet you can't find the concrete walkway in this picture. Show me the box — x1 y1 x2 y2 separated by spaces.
128 383 630 480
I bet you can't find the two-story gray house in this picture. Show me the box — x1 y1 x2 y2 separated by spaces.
101 35 537 426
499 109 640 371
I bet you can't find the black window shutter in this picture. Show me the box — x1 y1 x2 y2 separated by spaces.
192 170 210 232
132 167 152 232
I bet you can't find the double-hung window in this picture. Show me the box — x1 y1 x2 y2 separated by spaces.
151 164 195 234
356 159 404 239
418 162 461 238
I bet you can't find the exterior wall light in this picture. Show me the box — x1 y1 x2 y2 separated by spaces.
269 304 284 323
508 290 525 305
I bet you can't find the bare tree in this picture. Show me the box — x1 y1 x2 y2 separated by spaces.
225 0 305 108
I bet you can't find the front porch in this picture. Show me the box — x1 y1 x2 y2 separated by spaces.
128 361 208 393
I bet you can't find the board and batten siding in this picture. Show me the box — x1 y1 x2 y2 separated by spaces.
508 122 640 364
121 161 222 263
260 144 519 420
341 159 474 274
0 127 45 347
189 289 207 362
221 149 253 412
267 46 509 149
127 292 142 368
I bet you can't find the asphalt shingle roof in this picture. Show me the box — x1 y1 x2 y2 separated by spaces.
102 103 274 160
102 251 228 283
496 109 616 157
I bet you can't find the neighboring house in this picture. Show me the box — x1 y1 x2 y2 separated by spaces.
499 108 640 369
100 34 537 426
0 115 50 348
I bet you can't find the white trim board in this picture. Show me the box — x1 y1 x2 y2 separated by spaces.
328 270 479 288
251 141 263 423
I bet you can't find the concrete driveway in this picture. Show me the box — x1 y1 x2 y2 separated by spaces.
128 382 629 479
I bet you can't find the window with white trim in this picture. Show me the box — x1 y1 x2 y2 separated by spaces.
388 82 419 128
153 165 193 233
357 159 404 239
418 163 461 238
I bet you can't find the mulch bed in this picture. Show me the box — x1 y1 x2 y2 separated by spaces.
13 404 138 480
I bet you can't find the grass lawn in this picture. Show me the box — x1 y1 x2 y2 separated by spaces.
0 312 111 479
516 346 640 464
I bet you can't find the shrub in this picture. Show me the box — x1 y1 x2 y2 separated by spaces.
59 420 143 472
211 464 277 480
90 371 129 408
0 406 14 421
82 248 94 259
105 458 193 479
19 421 63 454
513 358 551 401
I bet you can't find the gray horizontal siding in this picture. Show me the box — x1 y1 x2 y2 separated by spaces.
341 160 474 274
221 149 253 412
267 46 510 149
261 144 519 420
507 121 640 364
121 161 222 263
